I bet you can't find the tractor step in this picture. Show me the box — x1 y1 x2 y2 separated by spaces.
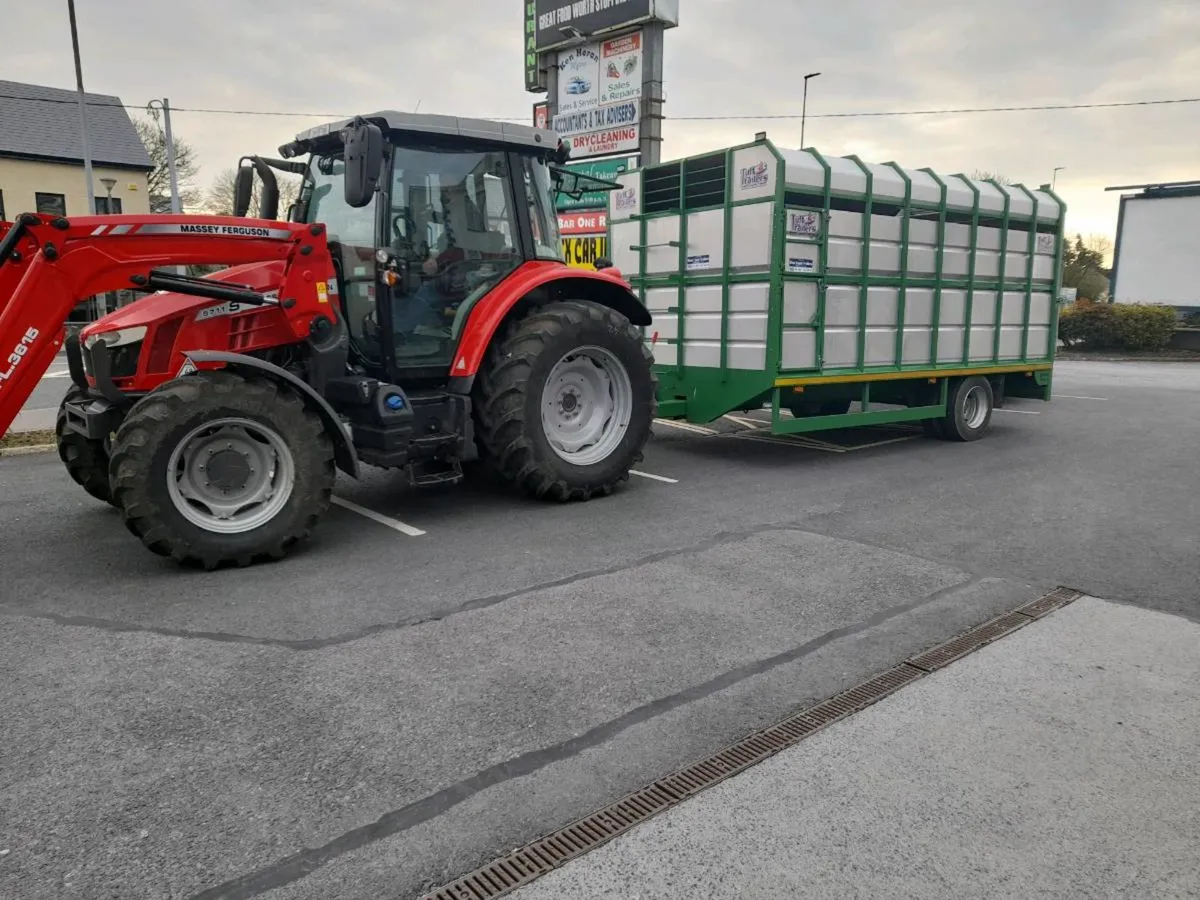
409 459 463 488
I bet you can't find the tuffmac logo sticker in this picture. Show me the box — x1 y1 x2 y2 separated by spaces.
739 161 769 190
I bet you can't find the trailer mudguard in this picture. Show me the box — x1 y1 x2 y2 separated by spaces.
449 260 651 386
181 349 360 478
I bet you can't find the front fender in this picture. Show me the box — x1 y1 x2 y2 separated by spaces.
451 260 650 380
181 349 359 478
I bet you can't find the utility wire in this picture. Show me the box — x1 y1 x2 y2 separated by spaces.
1 91 1197 121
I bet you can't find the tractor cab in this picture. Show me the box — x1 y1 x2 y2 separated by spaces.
246 112 612 388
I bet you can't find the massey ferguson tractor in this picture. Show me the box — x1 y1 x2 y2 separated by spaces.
0 112 656 568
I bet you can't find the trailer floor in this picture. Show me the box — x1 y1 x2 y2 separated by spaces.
0 360 1196 899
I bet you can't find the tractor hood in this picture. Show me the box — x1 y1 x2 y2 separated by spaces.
80 260 287 337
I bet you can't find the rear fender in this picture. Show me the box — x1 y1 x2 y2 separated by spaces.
449 261 651 388
181 349 359 478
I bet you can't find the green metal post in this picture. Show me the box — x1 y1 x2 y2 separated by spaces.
1040 183 1068 359
988 179 1011 362
885 161 913 369
955 174 982 366
846 155 874 370
1013 183 1039 361
806 148 834 373
919 168 949 366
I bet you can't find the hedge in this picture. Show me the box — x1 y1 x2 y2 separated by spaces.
1058 300 1176 352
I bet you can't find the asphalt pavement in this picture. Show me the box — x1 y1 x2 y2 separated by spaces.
510 594 1200 900
0 360 1196 899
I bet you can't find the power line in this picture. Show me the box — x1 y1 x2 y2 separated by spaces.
1 91 1197 122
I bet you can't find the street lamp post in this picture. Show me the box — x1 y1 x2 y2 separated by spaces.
67 0 96 214
100 177 116 213
800 72 821 149
1052 166 1066 190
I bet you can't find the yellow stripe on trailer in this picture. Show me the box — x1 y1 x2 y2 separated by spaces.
774 362 1053 389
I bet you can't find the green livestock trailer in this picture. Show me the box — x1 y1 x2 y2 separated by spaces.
603 135 1067 440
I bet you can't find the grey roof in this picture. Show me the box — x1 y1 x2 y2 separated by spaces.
0 79 153 170
285 110 557 156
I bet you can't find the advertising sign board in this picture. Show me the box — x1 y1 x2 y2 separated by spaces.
558 210 608 234
561 235 608 269
530 0 678 54
532 101 549 130
555 156 637 210
552 32 643 160
523 1 545 92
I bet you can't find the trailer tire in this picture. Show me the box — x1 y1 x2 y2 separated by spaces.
474 299 656 502
108 370 336 569
56 385 116 505
941 375 994 442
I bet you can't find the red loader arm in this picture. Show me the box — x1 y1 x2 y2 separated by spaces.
0 212 337 437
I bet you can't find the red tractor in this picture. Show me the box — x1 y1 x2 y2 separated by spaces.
0 112 656 568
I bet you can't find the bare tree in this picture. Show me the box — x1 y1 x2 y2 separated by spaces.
133 109 202 212
205 167 301 219
970 169 1012 185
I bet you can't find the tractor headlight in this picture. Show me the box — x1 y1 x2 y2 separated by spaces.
83 326 147 350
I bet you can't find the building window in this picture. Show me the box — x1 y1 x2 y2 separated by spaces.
35 193 67 216
96 196 123 215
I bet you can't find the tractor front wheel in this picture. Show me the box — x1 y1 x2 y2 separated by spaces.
56 385 116 505
108 370 336 569
474 300 656 501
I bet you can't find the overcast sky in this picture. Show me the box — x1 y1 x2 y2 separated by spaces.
7 0 1199 246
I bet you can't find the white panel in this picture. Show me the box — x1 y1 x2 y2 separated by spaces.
944 222 971 247
977 226 1002 251
943 249 969 278
1005 250 1029 276
784 281 818 325
647 339 676 366
608 172 642 221
826 156 868 194
644 215 681 276
822 328 859 367
939 290 966 325
1031 255 1055 282
943 176 976 211
781 329 817 369
974 250 1000 280
968 326 995 361
829 210 862 238
653 312 678 341
778 148 827 191
730 202 773 270
684 313 767 342
1029 293 1052 326
644 286 677 313
970 291 998 325
1113 193 1200 304
936 328 965 362
871 215 902 241
905 169 943 205
997 184 1035 218
825 286 860 325
684 341 765 370
904 289 935 326
684 208 725 274
901 328 933 364
827 240 862 273
864 328 898 365
997 326 1024 359
730 145 778 201
684 282 770 314
1026 326 1051 358
866 288 899 326
864 162 907 200
907 246 937 276
1000 292 1025 324
610 220 642 276
870 243 902 275
972 180 1007 214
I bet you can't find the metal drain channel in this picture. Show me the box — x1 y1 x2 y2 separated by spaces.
422 586 1085 900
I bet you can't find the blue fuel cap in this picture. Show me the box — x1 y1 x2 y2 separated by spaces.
385 393 405 410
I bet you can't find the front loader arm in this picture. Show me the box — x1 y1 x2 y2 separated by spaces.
0 212 337 437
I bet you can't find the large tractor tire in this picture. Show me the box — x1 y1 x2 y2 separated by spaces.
56 384 116 506
107 370 336 569
474 300 656 502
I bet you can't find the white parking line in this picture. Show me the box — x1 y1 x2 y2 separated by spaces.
1055 394 1107 401
654 418 718 436
995 408 1041 415
630 469 678 484
722 414 767 430
331 496 425 536
43 370 72 378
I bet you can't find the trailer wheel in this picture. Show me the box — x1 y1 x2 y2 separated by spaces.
474 300 656 501
56 385 116 505
108 370 336 569
940 376 994 442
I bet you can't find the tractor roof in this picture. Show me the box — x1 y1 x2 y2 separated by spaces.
281 110 557 158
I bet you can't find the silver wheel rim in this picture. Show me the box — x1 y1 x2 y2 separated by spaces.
541 345 634 466
962 385 990 429
165 416 296 535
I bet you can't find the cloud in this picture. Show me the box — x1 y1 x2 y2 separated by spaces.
5 0 1197 238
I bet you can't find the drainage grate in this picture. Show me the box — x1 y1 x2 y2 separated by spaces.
421 586 1083 900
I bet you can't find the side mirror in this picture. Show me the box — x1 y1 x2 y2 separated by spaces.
342 119 384 208
232 162 254 218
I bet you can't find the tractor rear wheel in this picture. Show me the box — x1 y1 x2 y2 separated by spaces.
108 370 336 569
56 385 116 505
474 300 656 501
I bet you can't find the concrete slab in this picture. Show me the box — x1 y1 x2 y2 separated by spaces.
510 596 1200 900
